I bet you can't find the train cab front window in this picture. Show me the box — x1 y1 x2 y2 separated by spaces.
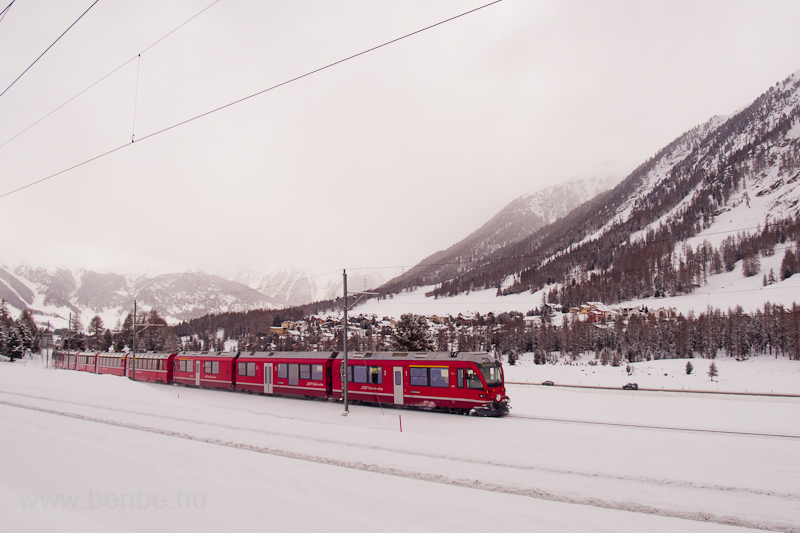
466 368 483 389
478 362 503 387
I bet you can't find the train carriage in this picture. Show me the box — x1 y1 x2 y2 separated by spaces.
331 351 509 416
173 352 236 389
127 352 176 384
51 349 510 417
75 351 99 373
96 352 128 376
235 351 336 398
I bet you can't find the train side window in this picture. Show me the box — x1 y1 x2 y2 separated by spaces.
204 361 212 374
311 364 323 381
278 363 288 379
187 361 193 373
289 364 299 386
369 366 382 385
347 365 353 383
466 368 483 389
410 367 427 387
212 361 219 374
239 362 257 377
430 368 449 388
457 368 464 388
353 366 368 383
299 364 311 380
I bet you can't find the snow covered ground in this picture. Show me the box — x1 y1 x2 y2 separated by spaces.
2 356 799 532
506 354 800 396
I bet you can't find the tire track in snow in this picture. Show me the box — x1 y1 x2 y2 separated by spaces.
2 398 799 533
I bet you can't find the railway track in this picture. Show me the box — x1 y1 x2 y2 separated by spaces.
507 413 800 439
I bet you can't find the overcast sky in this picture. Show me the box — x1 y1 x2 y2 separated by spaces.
2 0 800 283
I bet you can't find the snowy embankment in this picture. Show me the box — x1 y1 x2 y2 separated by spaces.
505 353 800 396
2 357 800 533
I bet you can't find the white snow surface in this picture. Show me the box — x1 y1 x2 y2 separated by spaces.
2 355 799 532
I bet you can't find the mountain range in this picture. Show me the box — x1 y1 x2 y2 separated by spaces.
380 69 800 309
4 68 800 330
0 169 620 329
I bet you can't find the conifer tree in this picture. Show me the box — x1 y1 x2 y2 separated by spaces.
708 361 718 381
391 314 434 351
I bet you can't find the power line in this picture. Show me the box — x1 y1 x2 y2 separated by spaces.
0 1 15 23
0 0 505 200
0 0 222 151
0 0 99 100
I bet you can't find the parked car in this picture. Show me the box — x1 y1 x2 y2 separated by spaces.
541 380 554 386
622 383 638 390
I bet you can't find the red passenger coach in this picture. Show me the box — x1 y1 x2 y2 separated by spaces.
235 351 335 398
75 351 99 373
172 352 236 389
128 352 176 384
332 352 509 416
96 352 128 376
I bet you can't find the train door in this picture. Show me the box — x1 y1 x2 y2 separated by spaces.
195 363 200 386
264 363 273 394
393 366 403 405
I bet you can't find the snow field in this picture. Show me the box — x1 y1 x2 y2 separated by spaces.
2 359 800 532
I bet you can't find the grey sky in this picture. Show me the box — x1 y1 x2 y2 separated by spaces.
2 0 800 281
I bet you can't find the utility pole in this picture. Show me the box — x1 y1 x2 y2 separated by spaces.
131 300 137 381
342 270 349 415
340 270 377 417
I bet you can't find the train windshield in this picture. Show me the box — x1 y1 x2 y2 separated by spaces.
478 362 503 387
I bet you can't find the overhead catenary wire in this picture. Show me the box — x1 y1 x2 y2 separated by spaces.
0 0 223 152
0 0 99 100
0 0 504 200
0 0 15 23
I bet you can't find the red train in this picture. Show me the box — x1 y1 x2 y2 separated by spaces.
53 350 510 416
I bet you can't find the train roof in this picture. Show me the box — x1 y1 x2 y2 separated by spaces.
177 351 239 360
173 351 499 363
130 352 177 360
342 351 497 363
238 351 497 363
238 351 338 360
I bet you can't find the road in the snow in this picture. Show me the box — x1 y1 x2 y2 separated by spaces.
1 366 800 532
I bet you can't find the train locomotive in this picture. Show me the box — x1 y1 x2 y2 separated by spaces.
52 350 510 416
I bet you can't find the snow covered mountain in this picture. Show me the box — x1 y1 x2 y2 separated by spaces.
384 167 623 291
231 266 386 308
383 69 800 310
0 262 281 329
